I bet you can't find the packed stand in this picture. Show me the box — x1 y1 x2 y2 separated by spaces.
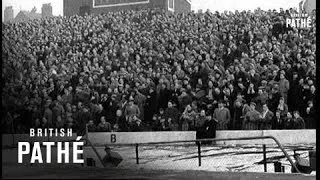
2 8 316 134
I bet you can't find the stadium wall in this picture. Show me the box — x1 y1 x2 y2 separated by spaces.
87 131 197 145
215 130 316 145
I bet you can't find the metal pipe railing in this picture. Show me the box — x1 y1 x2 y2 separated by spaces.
85 124 106 167
263 144 267 172
102 136 300 173
197 141 201 167
135 144 139 164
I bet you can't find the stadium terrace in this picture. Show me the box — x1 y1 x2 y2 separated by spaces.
2 7 316 137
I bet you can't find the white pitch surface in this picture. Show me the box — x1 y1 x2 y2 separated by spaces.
82 144 316 174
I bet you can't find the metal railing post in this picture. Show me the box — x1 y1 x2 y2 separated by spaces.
197 141 201 167
269 136 300 173
263 144 267 172
274 161 282 172
135 144 139 164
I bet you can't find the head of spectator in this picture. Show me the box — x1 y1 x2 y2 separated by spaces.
128 96 135 106
116 109 123 117
275 110 281 119
262 103 269 112
88 119 95 126
100 116 107 124
293 111 301 119
279 97 285 105
159 108 164 115
168 101 173 108
185 104 192 112
310 85 315 94
218 100 225 109
200 109 206 117
250 102 256 111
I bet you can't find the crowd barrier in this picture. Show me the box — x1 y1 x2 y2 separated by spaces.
86 131 197 145
215 130 316 145
2 129 315 147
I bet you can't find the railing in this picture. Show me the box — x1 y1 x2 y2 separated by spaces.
84 124 301 173
114 136 300 173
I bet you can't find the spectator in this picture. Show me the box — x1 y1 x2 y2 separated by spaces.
41 117 49 129
52 100 65 126
231 97 244 130
201 115 217 143
272 110 285 129
87 119 97 132
243 102 261 130
91 104 105 125
246 82 257 103
124 97 141 123
178 89 193 112
278 72 290 103
43 100 53 128
268 87 282 113
133 88 146 120
33 118 42 129
75 105 91 134
195 109 207 138
97 116 112 132
129 115 145 132
114 109 128 132
158 83 171 110
213 101 231 130
254 87 268 113
66 113 75 130
103 94 119 123
304 101 315 129
259 104 274 129
144 88 157 124
288 73 303 111
164 101 180 130
55 116 64 129
181 104 197 131
155 108 166 130
151 114 161 131
277 97 288 118
292 111 306 129
283 112 294 129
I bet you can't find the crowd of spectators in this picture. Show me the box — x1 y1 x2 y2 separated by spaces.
2 7 316 134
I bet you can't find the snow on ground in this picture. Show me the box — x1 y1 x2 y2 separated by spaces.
2 143 316 176
82 143 316 174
